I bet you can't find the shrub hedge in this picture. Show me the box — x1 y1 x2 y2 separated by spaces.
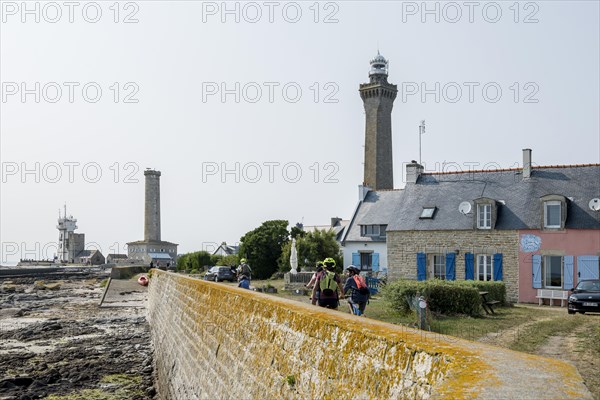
382 279 507 316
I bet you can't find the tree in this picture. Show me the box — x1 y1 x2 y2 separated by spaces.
217 254 239 267
209 254 222 266
278 228 343 273
239 220 290 279
176 251 212 271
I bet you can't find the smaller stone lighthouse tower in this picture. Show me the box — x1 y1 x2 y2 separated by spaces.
144 169 161 242
127 169 178 267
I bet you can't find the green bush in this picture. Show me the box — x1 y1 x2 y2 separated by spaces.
467 281 507 305
383 279 506 316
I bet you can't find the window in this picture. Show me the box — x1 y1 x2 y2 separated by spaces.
544 201 561 228
477 255 493 281
477 204 491 229
361 225 380 237
420 207 436 219
379 225 387 237
543 255 563 288
431 255 445 280
360 253 372 271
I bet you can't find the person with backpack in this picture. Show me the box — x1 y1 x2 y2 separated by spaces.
343 265 370 316
312 258 343 309
237 258 252 281
307 263 325 305
306 261 324 290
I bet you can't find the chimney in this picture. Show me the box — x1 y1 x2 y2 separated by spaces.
358 184 370 201
406 161 424 184
523 149 532 179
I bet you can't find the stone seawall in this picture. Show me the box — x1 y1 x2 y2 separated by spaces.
147 270 592 400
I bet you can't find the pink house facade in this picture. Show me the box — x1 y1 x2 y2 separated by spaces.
519 230 600 303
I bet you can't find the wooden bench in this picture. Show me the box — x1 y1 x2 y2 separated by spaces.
479 292 500 315
536 289 569 307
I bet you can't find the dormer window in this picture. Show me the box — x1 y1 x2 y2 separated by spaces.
544 201 561 228
473 198 497 230
541 195 567 229
477 204 491 229
360 224 387 237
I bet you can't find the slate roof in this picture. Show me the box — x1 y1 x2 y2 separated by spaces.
76 250 101 258
343 190 404 242
107 254 128 259
127 240 179 246
388 165 600 231
303 220 350 241
213 244 239 256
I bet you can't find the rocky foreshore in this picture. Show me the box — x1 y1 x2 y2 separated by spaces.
0 272 155 399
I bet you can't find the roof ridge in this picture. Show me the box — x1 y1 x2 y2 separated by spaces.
422 163 600 176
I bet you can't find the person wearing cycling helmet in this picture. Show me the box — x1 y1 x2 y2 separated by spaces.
344 265 370 316
312 258 343 309
307 261 325 305
237 258 252 281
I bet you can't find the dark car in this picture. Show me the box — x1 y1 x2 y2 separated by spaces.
204 266 236 282
568 279 600 314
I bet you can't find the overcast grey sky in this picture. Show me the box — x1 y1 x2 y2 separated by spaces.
1 1 599 264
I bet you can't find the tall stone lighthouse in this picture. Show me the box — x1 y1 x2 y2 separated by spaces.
127 169 178 266
359 52 398 190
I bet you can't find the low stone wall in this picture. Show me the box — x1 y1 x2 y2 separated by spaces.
110 265 149 279
147 270 592 400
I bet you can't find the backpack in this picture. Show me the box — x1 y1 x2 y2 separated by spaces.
241 263 251 276
319 271 338 296
353 275 370 296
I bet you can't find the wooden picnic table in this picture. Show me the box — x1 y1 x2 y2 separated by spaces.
479 291 500 315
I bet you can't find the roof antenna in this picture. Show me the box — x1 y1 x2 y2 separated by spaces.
419 120 426 165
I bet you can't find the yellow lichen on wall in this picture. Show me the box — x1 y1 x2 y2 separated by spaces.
146 271 592 400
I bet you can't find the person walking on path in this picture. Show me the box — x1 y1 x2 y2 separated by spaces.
343 265 370 316
307 263 325 305
237 258 252 281
312 258 343 309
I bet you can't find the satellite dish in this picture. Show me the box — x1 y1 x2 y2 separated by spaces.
459 201 472 215
589 198 600 211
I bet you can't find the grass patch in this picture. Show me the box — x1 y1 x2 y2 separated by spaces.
46 374 143 400
367 298 553 342
363 296 408 324
509 315 586 353
100 374 141 386
45 388 144 400
574 319 600 399
99 279 109 288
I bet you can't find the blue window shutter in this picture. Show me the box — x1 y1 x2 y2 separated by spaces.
352 252 360 267
417 253 426 281
564 256 574 289
493 253 503 281
446 253 456 280
465 253 474 280
577 256 600 280
372 253 380 268
532 255 542 289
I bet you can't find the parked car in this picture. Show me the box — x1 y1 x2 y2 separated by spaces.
204 266 236 282
568 279 600 314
